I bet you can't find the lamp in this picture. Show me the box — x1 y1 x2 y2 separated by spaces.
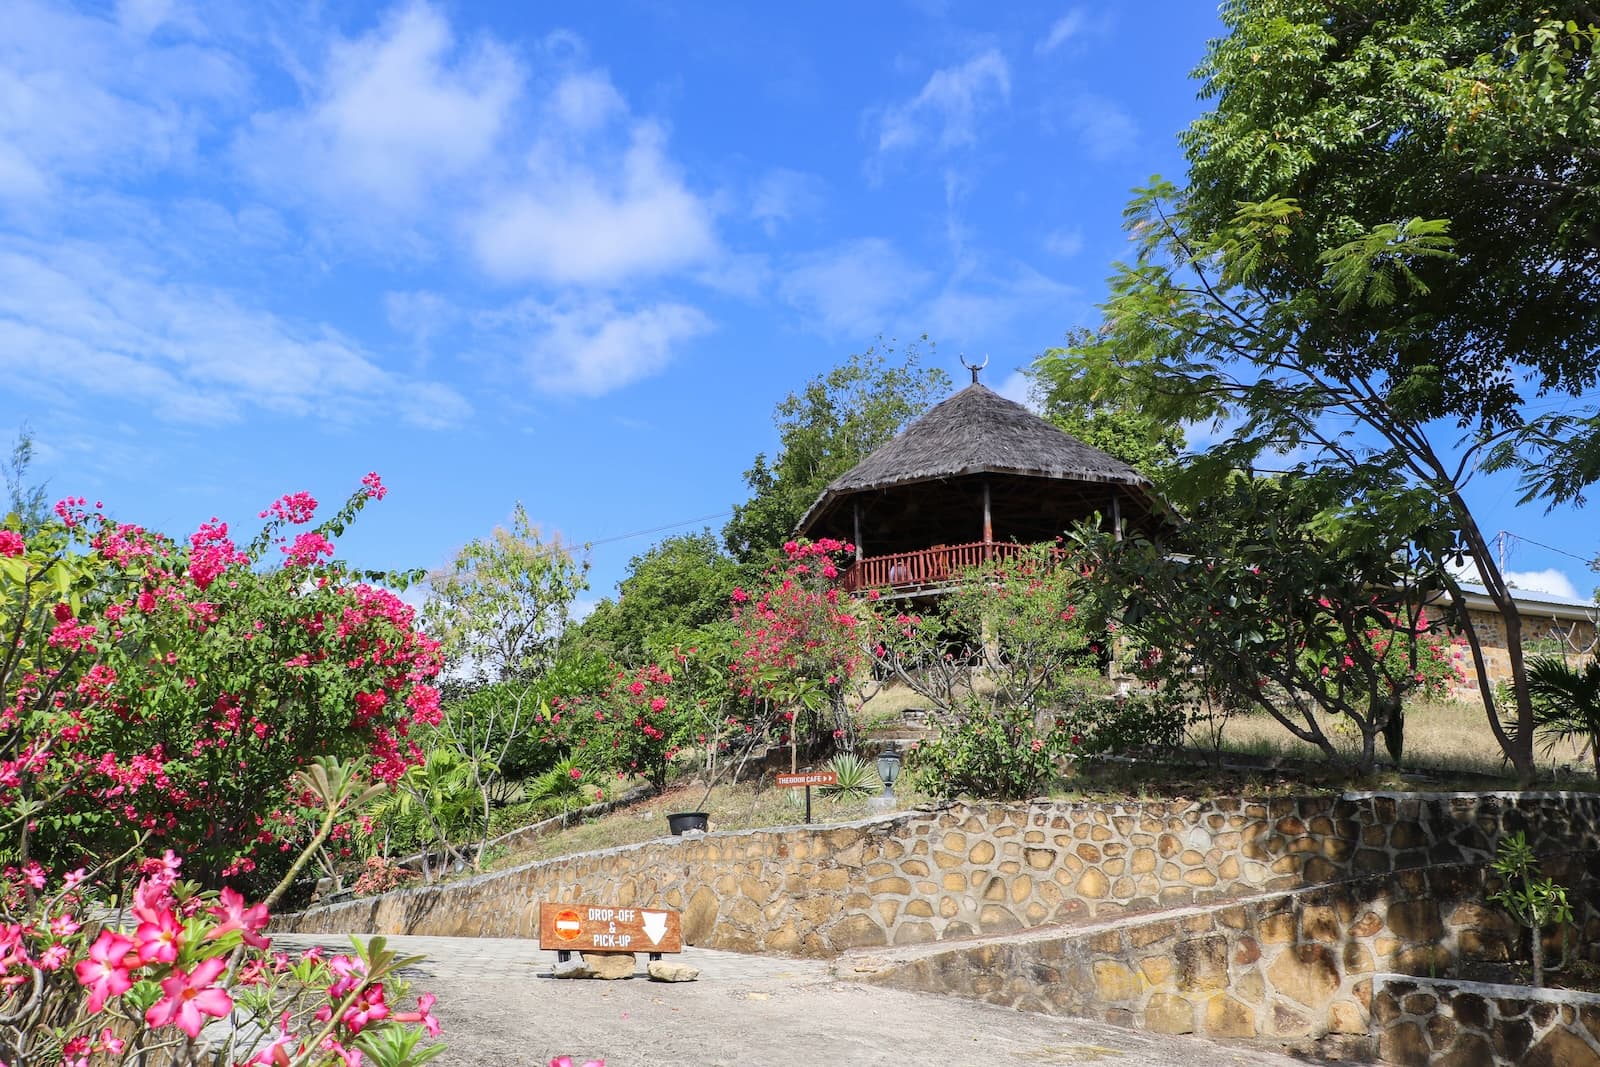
876 746 901 796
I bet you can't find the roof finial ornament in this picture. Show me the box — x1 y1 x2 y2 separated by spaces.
960 353 989 384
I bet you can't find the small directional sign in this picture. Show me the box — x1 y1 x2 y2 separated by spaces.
538 902 683 953
775 770 837 788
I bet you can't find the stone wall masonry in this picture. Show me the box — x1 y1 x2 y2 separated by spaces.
275 792 1600 963
1456 607 1598 695
861 854 1600 1053
1373 975 1600 1066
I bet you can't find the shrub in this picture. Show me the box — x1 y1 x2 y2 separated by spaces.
2 477 442 891
352 855 417 898
909 703 1084 801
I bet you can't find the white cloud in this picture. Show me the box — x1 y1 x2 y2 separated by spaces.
1504 569 1583 601
873 49 1011 156
0 0 245 201
1445 560 1584 602
547 71 625 131
749 168 826 235
1060 94 1138 160
236 5 720 288
469 121 718 287
922 261 1077 348
1036 11 1087 54
1043 228 1084 257
0 237 469 428
476 296 713 396
237 2 520 217
779 239 933 337
994 370 1038 410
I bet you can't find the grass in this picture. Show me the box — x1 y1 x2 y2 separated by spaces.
481 775 934 873
1202 696 1595 785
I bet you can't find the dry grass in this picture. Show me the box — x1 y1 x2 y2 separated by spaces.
1207 696 1594 782
484 776 933 872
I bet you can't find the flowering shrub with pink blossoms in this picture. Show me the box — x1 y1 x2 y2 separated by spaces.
0 476 445 1065
727 539 872 757
1 476 442 891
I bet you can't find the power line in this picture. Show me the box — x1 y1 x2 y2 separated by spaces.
580 510 732 550
1500 531 1592 566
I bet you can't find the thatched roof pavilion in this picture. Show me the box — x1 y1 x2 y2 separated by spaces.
796 381 1167 591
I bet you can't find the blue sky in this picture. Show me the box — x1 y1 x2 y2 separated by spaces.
2 0 1594 608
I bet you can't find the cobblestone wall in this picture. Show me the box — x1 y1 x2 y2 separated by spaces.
1456 607 1598 694
865 855 1600 1050
1373 976 1600 1066
276 792 1600 960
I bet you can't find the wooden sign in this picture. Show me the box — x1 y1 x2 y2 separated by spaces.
775 770 837 788
538 902 682 954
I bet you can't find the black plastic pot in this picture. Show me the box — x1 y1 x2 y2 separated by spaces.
666 811 709 835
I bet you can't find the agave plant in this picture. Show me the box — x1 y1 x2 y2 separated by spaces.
1527 656 1600 780
820 753 882 802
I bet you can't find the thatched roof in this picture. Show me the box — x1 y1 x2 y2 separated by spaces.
796 383 1159 535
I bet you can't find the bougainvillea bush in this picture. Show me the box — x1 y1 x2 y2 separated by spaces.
728 538 873 757
1 476 444 1064
1 477 443 891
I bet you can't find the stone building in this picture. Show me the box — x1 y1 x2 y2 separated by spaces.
1449 581 1598 695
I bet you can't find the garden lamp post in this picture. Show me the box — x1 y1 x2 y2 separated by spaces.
876 746 901 799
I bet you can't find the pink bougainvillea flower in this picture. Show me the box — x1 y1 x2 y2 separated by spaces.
74 930 136 1012
145 956 233 1039
0 530 24 556
550 1059 605 1067
283 531 335 567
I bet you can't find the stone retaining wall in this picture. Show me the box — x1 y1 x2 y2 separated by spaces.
863 854 1600 1051
277 792 1600 961
1373 975 1600 1066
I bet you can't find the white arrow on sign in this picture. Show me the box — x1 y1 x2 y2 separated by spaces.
641 911 668 945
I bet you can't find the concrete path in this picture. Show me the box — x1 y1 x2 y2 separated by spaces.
274 934 1311 1067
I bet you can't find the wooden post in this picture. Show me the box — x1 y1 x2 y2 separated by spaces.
1111 491 1122 542
982 479 993 551
853 499 863 562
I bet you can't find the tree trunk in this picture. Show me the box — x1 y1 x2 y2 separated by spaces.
1447 489 1537 782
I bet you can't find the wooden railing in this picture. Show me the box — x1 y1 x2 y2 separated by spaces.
842 541 1029 592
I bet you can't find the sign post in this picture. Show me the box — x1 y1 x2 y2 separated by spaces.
775 769 837 824
538 903 683 963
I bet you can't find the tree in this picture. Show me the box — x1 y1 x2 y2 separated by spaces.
1072 471 1458 776
422 503 589 683
1 427 49 534
1030 328 1184 481
1044 2 1600 780
575 530 744 664
723 340 951 562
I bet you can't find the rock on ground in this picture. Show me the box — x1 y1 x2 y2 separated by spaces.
648 960 700 982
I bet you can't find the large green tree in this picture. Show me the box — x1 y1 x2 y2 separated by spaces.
723 340 951 561
422 503 589 683
1044 1 1600 780
1031 328 1185 481
575 530 743 664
